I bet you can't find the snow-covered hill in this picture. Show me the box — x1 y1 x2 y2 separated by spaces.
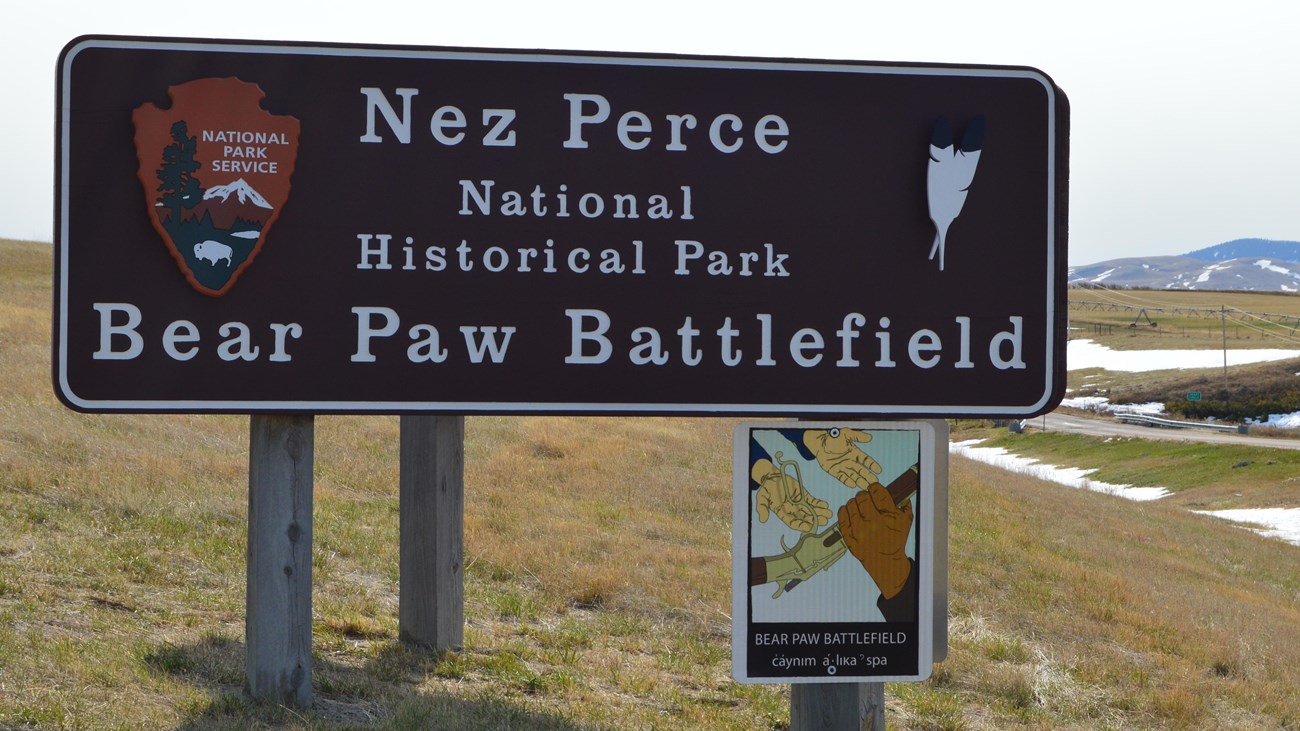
1070 239 1300 291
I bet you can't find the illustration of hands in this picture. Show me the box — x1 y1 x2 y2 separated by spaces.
748 440 918 602
751 456 833 533
802 428 882 490
837 483 914 600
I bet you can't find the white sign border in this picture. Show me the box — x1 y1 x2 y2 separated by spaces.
56 36 1061 416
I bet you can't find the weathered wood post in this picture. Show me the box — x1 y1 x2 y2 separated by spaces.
791 682 884 730
246 414 314 708
399 414 465 650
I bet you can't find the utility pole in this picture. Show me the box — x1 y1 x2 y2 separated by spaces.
1221 305 1229 400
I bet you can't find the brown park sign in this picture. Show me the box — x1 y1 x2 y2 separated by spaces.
55 36 1069 416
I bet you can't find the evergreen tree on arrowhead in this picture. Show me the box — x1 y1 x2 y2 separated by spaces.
156 121 204 224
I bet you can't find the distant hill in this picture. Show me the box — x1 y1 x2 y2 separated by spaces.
1070 239 1300 291
1184 238 1300 263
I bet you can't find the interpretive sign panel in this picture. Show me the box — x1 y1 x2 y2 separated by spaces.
732 421 936 682
56 37 1068 415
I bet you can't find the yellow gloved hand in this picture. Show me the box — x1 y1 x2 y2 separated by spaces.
751 458 832 533
802 428 882 490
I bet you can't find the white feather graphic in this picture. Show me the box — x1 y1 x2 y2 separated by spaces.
926 116 984 271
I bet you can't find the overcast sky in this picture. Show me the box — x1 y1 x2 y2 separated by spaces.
7 0 1298 265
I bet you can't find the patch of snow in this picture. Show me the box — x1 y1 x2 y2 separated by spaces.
1195 263 1233 283
1068 339 1300 372
1115 402 1165 415
1090 268 1116 283
1059 396 1109 409
1059 396 1162 415
1254 259 1298 277
1247 411 1300 429
1194 508 1300 546
951 440 1171 501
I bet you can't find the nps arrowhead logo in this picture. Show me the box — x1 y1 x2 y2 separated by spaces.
133 78 300 297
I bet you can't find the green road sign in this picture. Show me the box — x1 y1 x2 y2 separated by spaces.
1188 392 1202 401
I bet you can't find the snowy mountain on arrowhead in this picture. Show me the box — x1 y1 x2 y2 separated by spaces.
1070 239 1300 292
203 178 273 210
171 178 276 231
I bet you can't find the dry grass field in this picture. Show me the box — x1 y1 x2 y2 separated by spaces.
1066 286 1300 412
4 238 1300 729
1069 286 1300 351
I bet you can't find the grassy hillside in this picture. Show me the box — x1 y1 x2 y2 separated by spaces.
5 238 1300 729
968 424 1300 511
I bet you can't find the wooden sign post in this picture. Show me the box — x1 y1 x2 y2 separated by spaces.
246 414 314 707
399 415 466 651
244 412 467 708
791 683 884 730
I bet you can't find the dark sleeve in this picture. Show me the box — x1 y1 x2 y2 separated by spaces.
775 429 817 461
875 559 918 623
